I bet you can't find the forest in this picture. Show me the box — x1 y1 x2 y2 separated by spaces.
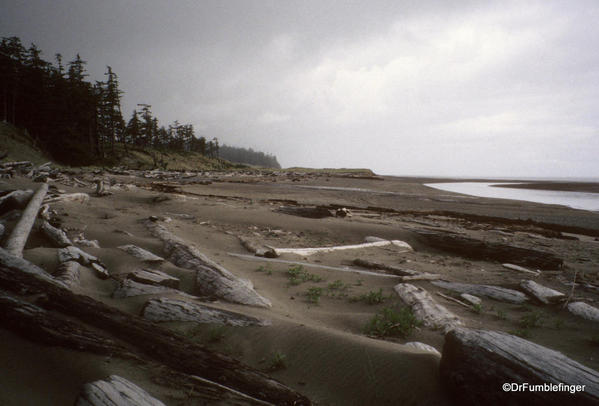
0 36 279 168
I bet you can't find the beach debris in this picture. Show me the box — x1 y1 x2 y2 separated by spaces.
53 260 81 288
520 280 565 304
274 239 412 257
275 205 333 218
58 246 109 279
502 263 541 276
238 235 277 258
76 375 166 406
353 258 420 277
400 272 442 282
394 283 462 331
118 244 164 262
432 280 528 304
112 279 177 298
142 297 271 326
414 229 563 270
567 302 599 323
436 292 477 311
40 220 72 247
404 342 441 357
0 189 33 214
74 233 100 248
129 269 180 289
145 219 272 308
0 246 67 288
3 183 48 257
335 207 350 217
440 328 599 405
460 293 482 306
44 192 90 204
94 179 112 197
0 222 4 240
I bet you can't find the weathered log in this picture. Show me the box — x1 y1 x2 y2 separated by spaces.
404 342 441 357
440 327 599 405
432 280 528 304
239 236 277 258
0 253 309 405
353 258 418 276
145 219 272 308
112 279 177 298
94 179 112 197
40 220 73 247
118 244 164 262
129 269 180 288
520 280 565 304
3 183 48 257
567 302 599 323
436 291 475 310
400 272 442 281
0 189 33 214
76 375 166 406
0 221 4 240
460 293 482 306
394 283 462 331
74 233 100 248
0 247 66 289
414 229 563 270
44 192 90 204
142 297 271 326
503 263 541 276
53 260 81 288
275 240 412 257
275 205 333 218
58 246 110 279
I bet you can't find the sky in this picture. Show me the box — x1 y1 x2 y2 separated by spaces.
2 0 599 177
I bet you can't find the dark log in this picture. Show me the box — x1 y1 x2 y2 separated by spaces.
0 252 310 405
275 205 333 219
440 328 599 406
414 229 563 270
0 189 33 214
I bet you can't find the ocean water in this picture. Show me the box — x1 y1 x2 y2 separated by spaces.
425 182 599 212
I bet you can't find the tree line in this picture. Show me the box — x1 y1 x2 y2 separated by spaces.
219 145 280 168
0 36 245 166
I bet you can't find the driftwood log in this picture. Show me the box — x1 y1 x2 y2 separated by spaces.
414 229 563 269
53 260 81 288
40 220 73 247
3 183 48 256
275 205 333 218
567 302 599 323
503 263 541 276
353 258 419 276
432 280 528 304
394 283 462 331
274 239 412 257
145 219 272 308
76 375 166 406
0 250 310 405
118 244 164 262
129 269 180 288
0 189 33 214
239 236 277 258
520 280 565 304
440 328 599 405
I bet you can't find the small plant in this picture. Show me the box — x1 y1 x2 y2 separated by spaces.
363 307 421 338
267 350 287 371
206 325 228 343
518 311 544 329
328 280 345 291
287 265 323 286
350 289 388 305
256 265 273 275
305 287 323 304
471 303 482 314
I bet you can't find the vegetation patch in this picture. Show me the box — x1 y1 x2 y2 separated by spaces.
363 306 421 338
266 351 287 371
350 289 389 305
305 287 324 304
287 265 323 286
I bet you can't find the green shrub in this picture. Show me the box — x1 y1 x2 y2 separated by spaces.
305 287 323 304
364 307 421 338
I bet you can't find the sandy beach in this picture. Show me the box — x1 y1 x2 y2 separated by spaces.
1 170 598 405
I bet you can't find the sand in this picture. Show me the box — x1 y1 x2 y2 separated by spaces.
1 171 598 405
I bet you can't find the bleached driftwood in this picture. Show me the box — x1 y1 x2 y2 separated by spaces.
353 258 418 276
502 263 541 276
112 279 176 299
239 236 276 258
118 244 164 262
0 246 66 288
432 280 528 304
404 342 441 357
436 292 475 310
520 280 565 304
567 302 599 323
53 260 81 288
38 204 50 220
74 233 100 248
44 192 90 204
0 253 310 405
460 293 481 306
4 183 48 257
129 269 180 288
40 220 72 247
142 297 271 326
400 273 442 282
0 189 33 213
394 283 462 331
57 246 109 279
440 328 599 405
94 179 112 197
145 220 271 308
274 240 412 257
76 375 166 406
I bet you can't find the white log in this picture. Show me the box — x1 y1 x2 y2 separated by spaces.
432 280 528 304
0 189 33 212
520 280 565 304
40 220 72 248
460 293 482 306
53 260 81 288
44 192 90 204
502 263 541 276
142 297 271 326
567 302 599 323
436 292 474 310
58 246 109 279
129 269 180 289
112 279 175 299
400 273 442 281
146 220 271 308
118 245 164 262
74 233 100 248
76 375 166 406
394 283 462 331
404 342 441 357
4 183 48 257
274 239 413 257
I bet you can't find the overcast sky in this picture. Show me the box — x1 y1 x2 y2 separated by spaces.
2 0 599 177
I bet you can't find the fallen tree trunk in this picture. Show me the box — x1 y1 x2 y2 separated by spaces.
239 236 276 258
40 220 73 247
353 258 418 276
3 183 48 257
503 263 541 276
145 219 272 308
414 229 563 270
274 239 412 257
53 260 81 288
432 280 529 304
520 280 565 304
0 252 310 405
0 189 33 214
76 375 165 406
567 302 599 323
275 205 333 219
393 283 462 331
440 327 599 405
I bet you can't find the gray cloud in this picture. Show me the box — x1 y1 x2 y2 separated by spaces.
2 0 598 177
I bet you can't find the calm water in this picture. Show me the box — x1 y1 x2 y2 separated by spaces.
425 182 599 212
